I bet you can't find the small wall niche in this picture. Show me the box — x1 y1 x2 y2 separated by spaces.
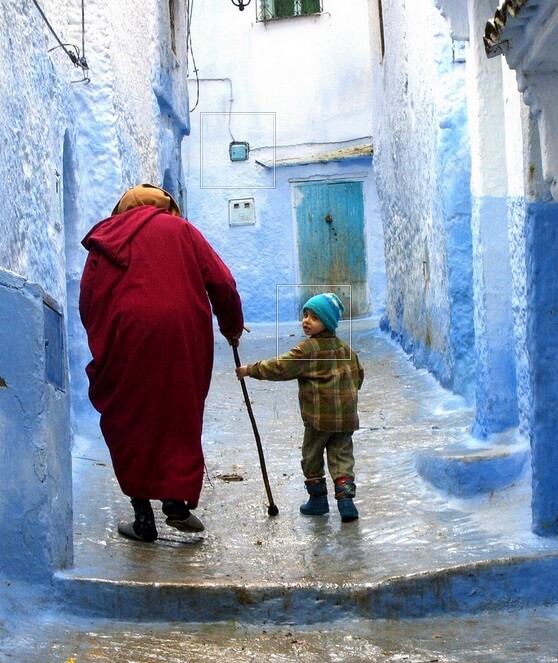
44 300 65 390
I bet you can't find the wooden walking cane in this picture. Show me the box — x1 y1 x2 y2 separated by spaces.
232 345 279 517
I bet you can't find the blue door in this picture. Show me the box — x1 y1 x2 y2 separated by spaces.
294 180 368 317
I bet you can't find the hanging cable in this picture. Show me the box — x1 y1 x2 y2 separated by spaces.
31 0 89 83
187 0 200 112
81 0 86 65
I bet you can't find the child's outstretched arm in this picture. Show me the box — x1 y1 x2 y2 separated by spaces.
235 344 309 382
236 365 249 379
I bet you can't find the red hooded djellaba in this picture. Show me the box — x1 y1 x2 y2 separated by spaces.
79 184 244 536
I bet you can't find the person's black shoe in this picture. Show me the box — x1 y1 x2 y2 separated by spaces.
117 497 158 542
162 499 205 532
117 520 158 542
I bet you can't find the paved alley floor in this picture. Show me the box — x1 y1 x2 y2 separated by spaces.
2 600 558 662
68 319 558 588
2 318 558 661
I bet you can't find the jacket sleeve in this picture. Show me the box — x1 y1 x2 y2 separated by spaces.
186 222 244 337
247 344 311 381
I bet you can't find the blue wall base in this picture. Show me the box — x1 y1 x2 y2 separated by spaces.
527 202 558 535
0 268 73 581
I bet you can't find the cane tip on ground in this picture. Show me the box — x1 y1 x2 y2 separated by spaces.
267 504 279 517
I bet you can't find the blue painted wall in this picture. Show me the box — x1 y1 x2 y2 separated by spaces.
438 96 475 403
0 269 72 580
508 196 531 443
526 201 558 535
184 155 385 325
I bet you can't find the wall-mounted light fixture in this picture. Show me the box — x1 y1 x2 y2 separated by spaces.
231 0 251 10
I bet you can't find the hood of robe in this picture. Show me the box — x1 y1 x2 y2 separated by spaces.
81 184 182 267
82 205 176 268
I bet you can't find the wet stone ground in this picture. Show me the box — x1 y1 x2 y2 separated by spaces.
2 319 558 661
2 604 558 662
69 319 557 586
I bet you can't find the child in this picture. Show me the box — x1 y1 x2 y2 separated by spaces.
236 293 364 522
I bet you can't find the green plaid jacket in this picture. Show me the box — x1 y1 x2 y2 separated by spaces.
246 331 364 432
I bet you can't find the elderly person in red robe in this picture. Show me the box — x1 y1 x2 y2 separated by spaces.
79 184 244 542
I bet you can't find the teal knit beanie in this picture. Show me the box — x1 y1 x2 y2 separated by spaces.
302 293 345 331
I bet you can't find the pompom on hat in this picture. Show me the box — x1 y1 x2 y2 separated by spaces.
302 292 345 331
111 183 181 216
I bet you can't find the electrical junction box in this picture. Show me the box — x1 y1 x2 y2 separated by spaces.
452 39 467 63
229 198 256 226
229 141 250 161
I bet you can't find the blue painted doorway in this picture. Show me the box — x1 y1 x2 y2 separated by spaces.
294 180 369 317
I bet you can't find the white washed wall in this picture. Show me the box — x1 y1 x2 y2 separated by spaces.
0 1 71 304
182 0 383 322
370 0 474 397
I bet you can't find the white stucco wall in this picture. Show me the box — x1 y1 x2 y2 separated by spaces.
186 2 373 145
0 0 189 303
182 0 384 323
370 0 473 397
0 1 71 305
466 0 508 200
72 0 189 228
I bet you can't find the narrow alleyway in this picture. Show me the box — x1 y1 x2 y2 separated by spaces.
67 319 558 592
2 319 558 661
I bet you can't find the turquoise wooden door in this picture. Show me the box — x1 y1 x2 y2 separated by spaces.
294 180 369 317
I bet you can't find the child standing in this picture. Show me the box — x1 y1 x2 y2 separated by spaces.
236 293 364 522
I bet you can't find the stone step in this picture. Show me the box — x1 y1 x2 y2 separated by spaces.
54 551 558 623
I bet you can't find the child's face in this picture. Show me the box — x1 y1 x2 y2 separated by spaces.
302 309 326 336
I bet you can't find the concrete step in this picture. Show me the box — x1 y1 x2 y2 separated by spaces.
54 551 558 623
4 587 558 663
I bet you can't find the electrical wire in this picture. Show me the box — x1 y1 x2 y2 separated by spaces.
185 2 236 138
81 0 86 64
31 0 89 83
187 0 200 112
